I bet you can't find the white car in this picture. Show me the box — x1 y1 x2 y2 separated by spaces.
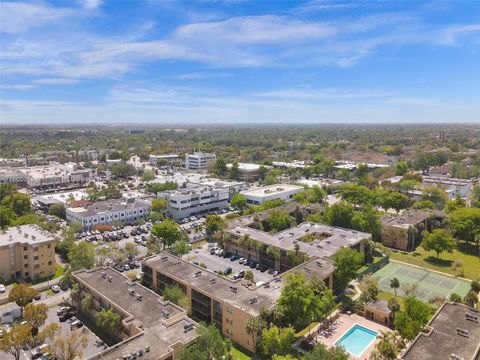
51 285 61 293
0 284 6 293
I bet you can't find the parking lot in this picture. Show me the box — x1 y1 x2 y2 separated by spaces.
187 243 275 284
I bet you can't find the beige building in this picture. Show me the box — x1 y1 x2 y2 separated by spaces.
0 225 56 281
142 252 334 353
364 300 393 327
73 267 199 360
380 209 444 251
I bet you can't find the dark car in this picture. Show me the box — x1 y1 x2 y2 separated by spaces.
229 255 239 261
59 312 75 322
249 262 257 269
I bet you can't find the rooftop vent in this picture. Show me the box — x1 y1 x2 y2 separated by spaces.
456 328 469 338
128 288 135 296
209 278 216 285
184 323 194 332
136 294 142 301
162 310 170 319
101 272 106 279
249 297 258 304
230 286 237 293
194 271 202 277
108 276 113 282
465 312 479 322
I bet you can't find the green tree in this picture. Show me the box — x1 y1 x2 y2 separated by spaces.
267 210 295 233
370 331 404 360
324 202 355 228
422 186 448 210
258 325 295 359
339 184 374 208
110 163 136 179
464 291 479 307
95 308 122 335
68 241 95 270
276 273 334 329
48 203 66 219
172 240 190 258
204 214 227 236
229 161 240 180
394 296 430 341
81 293 94 313
245 317 266 350
390 278 400 298
8 284 38 309
448 207 480 244
151 198 168 213
395 161 408 176
212 158 227 176
52 329 88 360
332 247 364 291
0 323 33 360
230 193 248 211
23 303 48 336
151 220 183 247
264 175 277 185
388 298 401 320
141 170 156 182
177 325 231 360
444 195 466 212
163 285 189 310
245 270 255 283
302 343 349 360
421 229 455 259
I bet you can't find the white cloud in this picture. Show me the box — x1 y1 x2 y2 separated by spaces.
82 0 103 10
33 78 81 85
173 72 232 80
0 2 73 34
441 24 480 45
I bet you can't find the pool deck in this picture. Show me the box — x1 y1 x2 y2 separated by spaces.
315 313 391 359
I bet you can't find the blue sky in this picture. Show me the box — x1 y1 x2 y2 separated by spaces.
1 0 480 124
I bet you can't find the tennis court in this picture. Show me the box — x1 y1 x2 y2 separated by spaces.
373 261 471 302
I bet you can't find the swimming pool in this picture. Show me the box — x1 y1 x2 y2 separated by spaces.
335 324 378 357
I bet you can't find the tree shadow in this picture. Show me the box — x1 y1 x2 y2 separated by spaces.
457 241 479 257
424 256 453 268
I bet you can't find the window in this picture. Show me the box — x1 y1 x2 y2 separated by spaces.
24 255 28 260
48 261 52 265
24 272 29 277
34 256 39 261
47 244 51 249
24 263 28 268
23 246 27 251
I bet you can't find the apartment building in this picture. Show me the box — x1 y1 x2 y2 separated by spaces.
73 267 199 360
239 184 304 205
149 154 180 166
66 197 150 230
142 252 334 353
0 169 28 185
422 175 473 199
185 152 216 170
0 225 56 281
400 302 480 360
380 209 444 251
158 185 229 220
225 222 370 274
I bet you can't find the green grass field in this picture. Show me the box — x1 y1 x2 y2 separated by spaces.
389 240 480 281
230 345 252 360
372 261 471 302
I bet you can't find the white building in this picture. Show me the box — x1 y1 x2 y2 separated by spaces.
185 152 216 170
159 186 229 220
298 178 344 188
149 154 179 166
66 198 150 230
0 169 29 185
422 175 473 199
240 184 304 205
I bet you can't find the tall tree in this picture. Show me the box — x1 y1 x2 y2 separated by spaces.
95 309 122 336
394 296 430 341
8 284 38 309
332 247 364 291
68 241 95 270
52 329 88 360
390 278 400 299
421 229 455 259
151 220 183 247
23 303 48 336
258 326 295 359
204 214 227 236
0 323 33 360
245 316 266 349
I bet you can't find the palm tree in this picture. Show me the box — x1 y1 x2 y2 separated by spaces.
70 283 81 305
387 298 400 321
80 293 93 313
464 291 479 308
370 331 403 360
245 317 266 349
95 309 122 335
390 278 400 299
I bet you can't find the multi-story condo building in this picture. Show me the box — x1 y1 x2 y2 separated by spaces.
239 184 304 205
399 302 480 360
149 154 180 166
142 252 334 353
66 197 150 230
185 152 216 170
73 267 199 360
0 225 56 281
158 185 229 220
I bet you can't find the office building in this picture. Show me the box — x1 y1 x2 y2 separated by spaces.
73 267 198 360
422 175 473 199
149 154 180 166
158 186 229 220
226 163 270 180
66 197 150 230
0 225 56 281
185 152 216 170
239 184 304 205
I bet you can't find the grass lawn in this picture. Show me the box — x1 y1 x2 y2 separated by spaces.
389 241 480 281
230 345 252 360
295 322 319 338
53 264 64 279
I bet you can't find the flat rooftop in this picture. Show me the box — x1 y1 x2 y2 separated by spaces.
144 252 334 317
382 209 431 228
226 162 267 172
401 302 480 360
75 268 198 360
67 198 149 217
1 225 55 247
240 184 304 197
228 222 370 258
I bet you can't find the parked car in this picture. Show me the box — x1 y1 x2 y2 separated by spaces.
0 284 6 293
233 271 245 279
59 312 75 322
229 255 239 261
70 319 83 329
51 285 61 293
